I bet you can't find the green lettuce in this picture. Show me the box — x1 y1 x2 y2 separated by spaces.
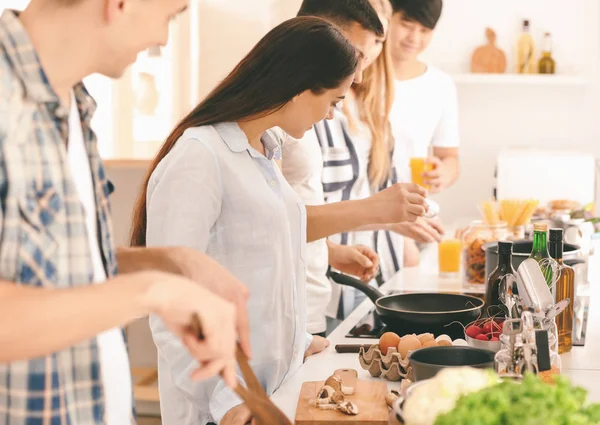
434 374 600 425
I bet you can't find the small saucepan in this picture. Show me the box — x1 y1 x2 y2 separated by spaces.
328 272 484 339
409 346 496 382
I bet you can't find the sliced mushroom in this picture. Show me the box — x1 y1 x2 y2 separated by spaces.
313 375 357 415
337 401 359 415
331 391 345 404
316 385 336 405
315 403 338 411
324 375 343 392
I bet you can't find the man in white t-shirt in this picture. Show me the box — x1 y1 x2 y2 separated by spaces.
388 0 460 193
0 2 249 424
387 0 457 265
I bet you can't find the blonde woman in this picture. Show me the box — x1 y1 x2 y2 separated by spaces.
280 0 436 333
327 0 445 316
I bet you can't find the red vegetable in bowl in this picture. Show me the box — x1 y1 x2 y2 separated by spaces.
466 325 483 339
482 320 503 334
475 334 489 341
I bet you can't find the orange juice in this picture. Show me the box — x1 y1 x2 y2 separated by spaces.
439 239 462 276
410 158 434 189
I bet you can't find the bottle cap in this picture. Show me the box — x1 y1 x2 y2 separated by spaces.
523 19 530 28
549 228 564 242
424 198 440 219
498 241 513 254
533 223 548 232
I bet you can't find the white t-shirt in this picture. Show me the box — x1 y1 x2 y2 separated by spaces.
390 66 460 183
68 92 133 425
280 129 331 334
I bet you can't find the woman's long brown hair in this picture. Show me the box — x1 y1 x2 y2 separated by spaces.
129 16 358 247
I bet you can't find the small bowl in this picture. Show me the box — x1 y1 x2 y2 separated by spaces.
408 346 495 382
466 335 502 353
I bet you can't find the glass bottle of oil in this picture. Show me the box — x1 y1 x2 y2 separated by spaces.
549 228 575 354
529 222 553 285
538 32 556 74
517 19 536 74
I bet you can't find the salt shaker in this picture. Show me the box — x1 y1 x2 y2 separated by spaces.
424 199 440 219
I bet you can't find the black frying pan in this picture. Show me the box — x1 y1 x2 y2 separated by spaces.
329 271 484 338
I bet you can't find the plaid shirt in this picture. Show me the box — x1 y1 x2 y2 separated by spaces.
0 10 128 425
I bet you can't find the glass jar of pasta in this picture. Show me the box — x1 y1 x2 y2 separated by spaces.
462 220 508 285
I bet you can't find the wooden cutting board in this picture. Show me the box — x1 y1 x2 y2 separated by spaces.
471 27 507 73
295 380 389 425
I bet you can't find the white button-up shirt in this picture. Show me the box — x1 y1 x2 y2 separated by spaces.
146 122 311 425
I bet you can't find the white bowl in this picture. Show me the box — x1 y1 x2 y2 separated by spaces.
466 334 501 353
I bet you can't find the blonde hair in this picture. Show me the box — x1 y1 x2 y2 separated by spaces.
345 0 395 190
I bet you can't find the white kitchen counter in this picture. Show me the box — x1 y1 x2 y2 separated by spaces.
271 254 600 421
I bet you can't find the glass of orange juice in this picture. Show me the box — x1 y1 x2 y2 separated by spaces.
410 158 434 189
438 238 462 277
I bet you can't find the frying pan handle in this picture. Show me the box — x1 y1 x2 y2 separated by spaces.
328 271 385 304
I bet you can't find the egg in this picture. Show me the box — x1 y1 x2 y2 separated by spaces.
437 340 453 346
452 338 469 347
379 332 401 355
435 334 452 344
397 334 422 358
417 333 435 344
422 340 438 348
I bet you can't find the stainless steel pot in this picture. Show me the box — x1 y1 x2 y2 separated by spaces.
484 240 581 282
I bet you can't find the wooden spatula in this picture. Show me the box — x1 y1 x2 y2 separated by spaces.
190 314 292 425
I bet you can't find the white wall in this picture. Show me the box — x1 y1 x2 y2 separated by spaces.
105 0 600 231
418 0 600 222
247 0 600 223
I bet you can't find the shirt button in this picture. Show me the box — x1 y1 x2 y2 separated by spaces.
269 180 277 188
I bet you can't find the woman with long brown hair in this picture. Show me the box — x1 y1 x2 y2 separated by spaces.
129 16 426 425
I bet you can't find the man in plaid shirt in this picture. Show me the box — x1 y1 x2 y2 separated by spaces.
0 1 252 425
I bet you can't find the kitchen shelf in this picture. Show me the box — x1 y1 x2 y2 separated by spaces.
451 73 589 86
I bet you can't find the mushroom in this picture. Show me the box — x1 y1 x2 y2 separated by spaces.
324 375 343 392
311 375 359 416
315 385 337 405
337 401 359 415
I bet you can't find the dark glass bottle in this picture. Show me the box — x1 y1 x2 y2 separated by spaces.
485 241 516 316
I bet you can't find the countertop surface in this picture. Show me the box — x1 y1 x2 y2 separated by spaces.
271 245 600 421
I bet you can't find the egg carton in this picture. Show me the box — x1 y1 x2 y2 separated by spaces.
358 345 410 382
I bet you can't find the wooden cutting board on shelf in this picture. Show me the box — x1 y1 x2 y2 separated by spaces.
295 380 389 425
471 27 506 73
